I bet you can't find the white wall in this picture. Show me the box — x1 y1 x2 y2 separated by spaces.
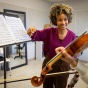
0 0 52 59
0 0 51 11
53 0 88 10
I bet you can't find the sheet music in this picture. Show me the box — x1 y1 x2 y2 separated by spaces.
5 15 31 43
0 14 15 46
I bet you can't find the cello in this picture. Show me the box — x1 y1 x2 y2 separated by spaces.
31 31 88 87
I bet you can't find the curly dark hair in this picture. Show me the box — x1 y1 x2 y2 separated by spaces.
49 3 73 26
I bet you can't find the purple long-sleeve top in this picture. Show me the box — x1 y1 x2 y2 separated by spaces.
31 27 76 58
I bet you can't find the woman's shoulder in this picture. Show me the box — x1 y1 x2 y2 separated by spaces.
44 27 58 32
67 29 76 40
68 29 76 36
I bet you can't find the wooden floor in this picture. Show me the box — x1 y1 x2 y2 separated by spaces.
0 59 88 88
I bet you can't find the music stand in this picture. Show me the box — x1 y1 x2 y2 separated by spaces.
0 12 31 88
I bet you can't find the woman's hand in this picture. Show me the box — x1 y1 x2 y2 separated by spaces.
55 47 71 63
55 47 78 68
27 27 36 37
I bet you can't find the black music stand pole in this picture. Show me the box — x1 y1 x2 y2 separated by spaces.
3 46 7 88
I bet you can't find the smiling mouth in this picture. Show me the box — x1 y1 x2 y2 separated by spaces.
61 26 66 28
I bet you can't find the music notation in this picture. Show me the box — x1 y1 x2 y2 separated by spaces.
0 14 31 47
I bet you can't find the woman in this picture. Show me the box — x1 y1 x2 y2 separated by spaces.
27 3 76 88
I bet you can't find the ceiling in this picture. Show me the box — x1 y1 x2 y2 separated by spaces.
45 0 68 2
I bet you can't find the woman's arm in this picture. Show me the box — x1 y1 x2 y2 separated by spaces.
55 46 88 84
27 27 48 41
55 47 78 68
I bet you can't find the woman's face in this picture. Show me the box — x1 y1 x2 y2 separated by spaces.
56 13 68 30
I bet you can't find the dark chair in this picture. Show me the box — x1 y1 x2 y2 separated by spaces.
14 43 25 59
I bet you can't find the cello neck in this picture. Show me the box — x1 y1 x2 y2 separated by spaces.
46 52 63 67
